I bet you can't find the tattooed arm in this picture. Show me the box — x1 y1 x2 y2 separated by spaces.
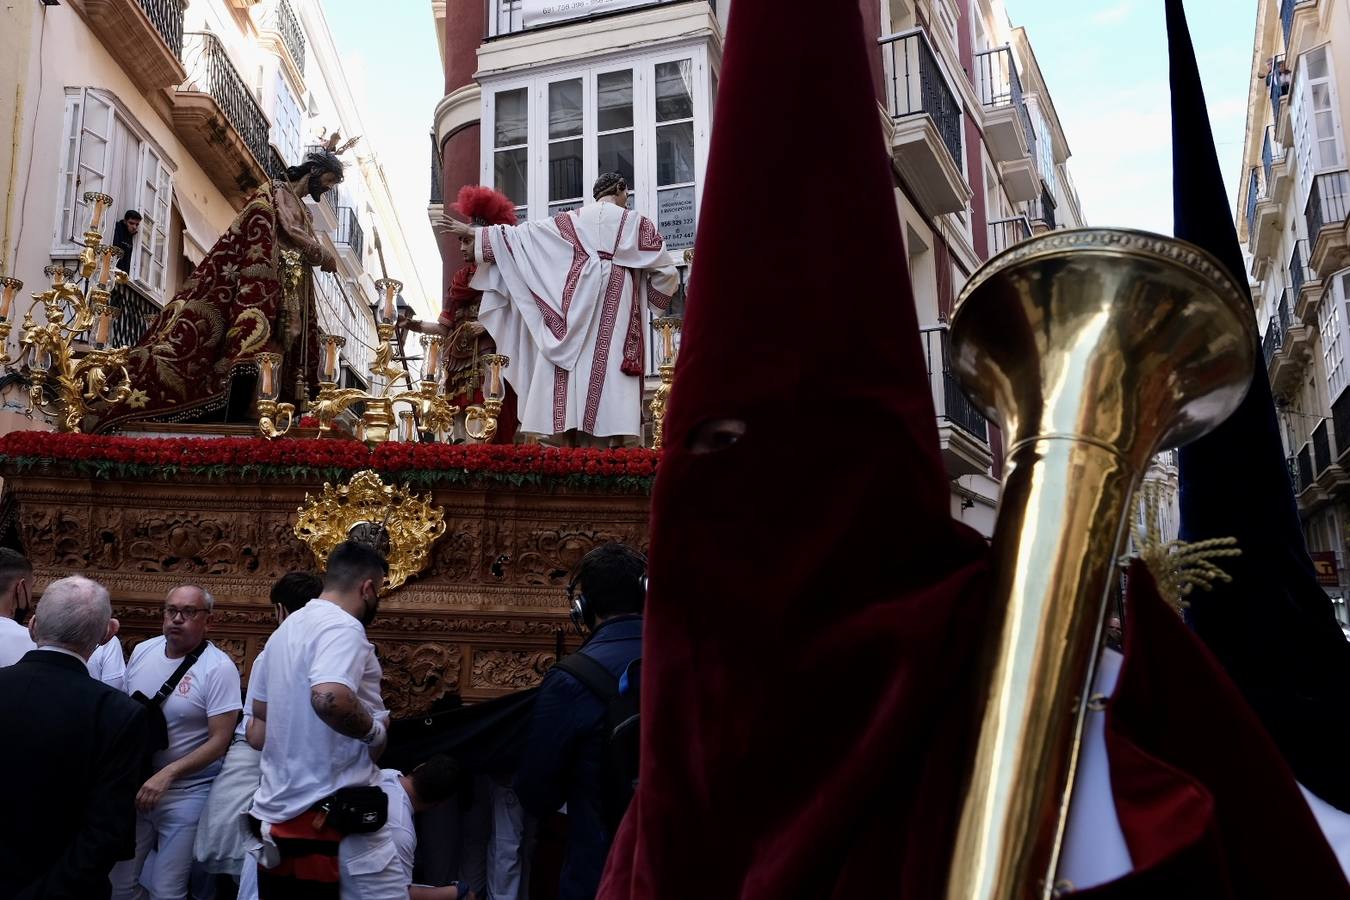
310 683 374 740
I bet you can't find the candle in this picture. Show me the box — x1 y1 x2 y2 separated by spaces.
0 278 20 320
94 309 112 345
85 193 110 233
383 290 396 324
399 411 417 443
662 325 675 363
489 361 502 399
323 340 338 382
259 356 274 397
422 338 441 381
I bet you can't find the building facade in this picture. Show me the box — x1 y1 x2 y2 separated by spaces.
430 0 1084 536
0 0 429 420
1237 0 1350 626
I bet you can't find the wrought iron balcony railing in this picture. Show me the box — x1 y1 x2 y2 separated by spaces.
137 0 186 57
1246 166 1261 241
1029 184 1057 229
1307 170 1350 242
1263 314 1283 367
973 45 1035 155
179 32 271 173
109 282 162 349
1262 124 1281 188
1288 454 1302 493
1298 442 1314 491
920 326 988 443
335 207 365 262
880 29 963 169
1279 288 1292 335
1335 392 1350 462
429 133 443 205
988 216 1032 255
1314 418 1333 475
1290 239 1312 297
261 0 306 75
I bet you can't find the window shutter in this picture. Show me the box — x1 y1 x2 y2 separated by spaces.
71 91 115 245
53 92 82 250
135 146 173 299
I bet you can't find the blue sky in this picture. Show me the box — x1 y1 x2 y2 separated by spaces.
325 1 1258 314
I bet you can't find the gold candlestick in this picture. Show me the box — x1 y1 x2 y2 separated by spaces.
650 316 682 450
464 354 510 443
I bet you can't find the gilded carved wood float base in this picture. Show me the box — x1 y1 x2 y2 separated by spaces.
0 469 651 718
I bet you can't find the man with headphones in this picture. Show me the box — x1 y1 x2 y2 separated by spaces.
514 542 647 900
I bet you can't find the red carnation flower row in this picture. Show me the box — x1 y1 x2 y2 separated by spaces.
0 431 659 484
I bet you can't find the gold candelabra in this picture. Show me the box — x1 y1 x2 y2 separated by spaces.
649 316 681 450
307 278 472 445
649 248 692 450
463 353 510 442
255 352 295 439
20 192 134 432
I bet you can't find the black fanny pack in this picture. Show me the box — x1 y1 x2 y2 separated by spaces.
314 785 388 835
130 641 208 752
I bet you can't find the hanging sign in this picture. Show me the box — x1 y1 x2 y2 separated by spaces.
1312 551 1340 587
523 0 649 28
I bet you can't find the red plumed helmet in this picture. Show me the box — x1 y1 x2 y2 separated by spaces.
453 185 518 227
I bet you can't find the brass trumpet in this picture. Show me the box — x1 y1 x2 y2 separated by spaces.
944 229 1256 899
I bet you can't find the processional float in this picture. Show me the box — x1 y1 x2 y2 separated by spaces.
943 228 1256 899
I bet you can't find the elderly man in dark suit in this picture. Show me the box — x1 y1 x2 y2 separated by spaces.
0 575 153 900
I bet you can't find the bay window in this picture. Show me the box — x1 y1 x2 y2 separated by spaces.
480 46 712 248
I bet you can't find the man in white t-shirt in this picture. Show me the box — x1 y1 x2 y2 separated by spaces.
0 549 35 666
110 584 242 900
340 755 473 900
249 540 391 898
195 571 323 900
87 620 127 690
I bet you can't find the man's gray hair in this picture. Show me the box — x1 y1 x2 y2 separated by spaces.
34 576 111 655
167 584 215 611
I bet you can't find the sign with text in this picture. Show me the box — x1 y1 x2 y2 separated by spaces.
657 186 696 249
523 0 649 28
1312 551 1341 587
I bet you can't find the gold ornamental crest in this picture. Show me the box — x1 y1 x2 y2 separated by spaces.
294 470 446 591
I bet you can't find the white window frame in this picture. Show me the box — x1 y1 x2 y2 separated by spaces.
478 43 712 237
1293 46 1347 208
1323 270 1350 403
269 68 304 167
51 88 176 303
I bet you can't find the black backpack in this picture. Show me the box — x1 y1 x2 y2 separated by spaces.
554 652 642 835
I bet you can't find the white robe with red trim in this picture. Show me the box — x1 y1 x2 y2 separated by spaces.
472 201 679 438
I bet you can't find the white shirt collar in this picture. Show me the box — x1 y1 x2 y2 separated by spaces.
36 645 87 663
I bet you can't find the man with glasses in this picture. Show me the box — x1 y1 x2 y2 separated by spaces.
111 585 241 900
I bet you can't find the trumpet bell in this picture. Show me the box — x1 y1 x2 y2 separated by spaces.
944 228 1256 900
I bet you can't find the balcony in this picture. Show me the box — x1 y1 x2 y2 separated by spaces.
1306 170 1350 275
1271 289 1312 393
880 29 970 216
487 0 712 37
1298 443 1314 496
920 326 991 477
334 207 365 270
988 216 1031 256
973 47 1037 202
1249 167 1280 262
259 0 306 85
173 33 272 206
1263 314 1283 369
1281 0 1319 56
1269 54 1292 144
68 0 187 92
1334 392 1350 466
108 282 162 349
1290 239 1323 322
1264 125 1292 206
1029 185 1057 233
